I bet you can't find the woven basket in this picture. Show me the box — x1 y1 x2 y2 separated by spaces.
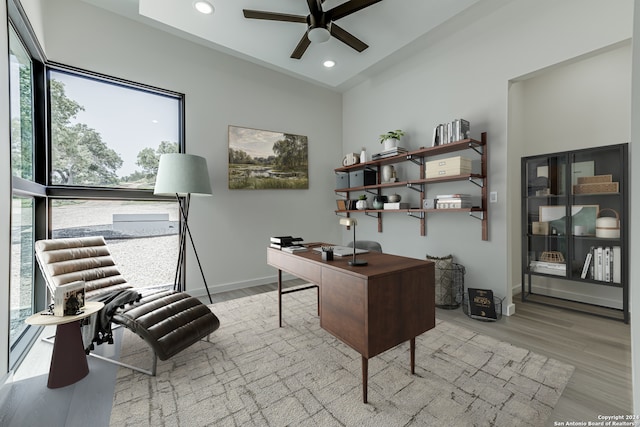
540 251 564 263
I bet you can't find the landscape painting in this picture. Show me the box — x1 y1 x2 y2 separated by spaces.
228 126 309 190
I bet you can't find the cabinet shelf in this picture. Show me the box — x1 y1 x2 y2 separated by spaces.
335 132 488 239
521 143 629 323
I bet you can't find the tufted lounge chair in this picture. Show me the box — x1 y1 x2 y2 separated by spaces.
35 236 220 375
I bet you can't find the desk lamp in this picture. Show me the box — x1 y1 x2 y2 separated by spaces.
339 217 367 266
154 153 213 303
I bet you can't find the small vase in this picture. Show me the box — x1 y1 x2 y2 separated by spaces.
356 200 367 210
373 195 387 209
381 165 395 183
360 147 367 163
383 138 398 151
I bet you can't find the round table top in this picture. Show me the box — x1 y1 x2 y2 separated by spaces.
25 301 104 326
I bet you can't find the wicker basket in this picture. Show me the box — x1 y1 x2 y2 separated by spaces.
434 263 465 309
540 251 565 263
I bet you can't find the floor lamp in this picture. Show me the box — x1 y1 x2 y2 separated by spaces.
154 153 213 303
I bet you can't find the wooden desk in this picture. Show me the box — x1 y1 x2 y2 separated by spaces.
267 247 435 403
26 301 104 388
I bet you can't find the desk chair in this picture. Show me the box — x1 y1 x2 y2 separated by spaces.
347 240 383 253
35 236 220 375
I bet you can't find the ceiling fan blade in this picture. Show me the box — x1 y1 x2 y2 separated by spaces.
243 9 307 23
291 32 312 59
327 0 383 21
330 23 368 52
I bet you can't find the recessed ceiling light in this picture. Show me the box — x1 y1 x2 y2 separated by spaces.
323 60 336 68
194 1 214 15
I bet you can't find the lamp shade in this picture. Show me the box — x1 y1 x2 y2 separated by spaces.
154 153 212 196
340 217 357 227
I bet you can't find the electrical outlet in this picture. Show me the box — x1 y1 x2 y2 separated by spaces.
490 191 498 203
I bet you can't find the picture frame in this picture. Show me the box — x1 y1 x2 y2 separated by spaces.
538 205 598 236
228 125 309 190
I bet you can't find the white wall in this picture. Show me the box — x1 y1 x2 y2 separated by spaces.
630 0 640 414
509 42 631 308
342 0 633 314
37 0 343 296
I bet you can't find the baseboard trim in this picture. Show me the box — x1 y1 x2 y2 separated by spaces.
186 273 296 300
512 282 622 310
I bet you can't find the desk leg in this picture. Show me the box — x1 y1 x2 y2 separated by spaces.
48 321 89 389
410 337 416 375
362 356 368 403
278 269 282 328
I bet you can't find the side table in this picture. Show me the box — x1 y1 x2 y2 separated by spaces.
25 301 104 389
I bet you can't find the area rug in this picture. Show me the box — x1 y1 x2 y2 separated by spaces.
110 289 574 427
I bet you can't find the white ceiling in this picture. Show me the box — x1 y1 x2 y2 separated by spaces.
81 0 484 90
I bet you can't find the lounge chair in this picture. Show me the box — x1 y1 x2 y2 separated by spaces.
34 236 220 375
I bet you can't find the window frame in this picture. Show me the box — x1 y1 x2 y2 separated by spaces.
7 0 187 370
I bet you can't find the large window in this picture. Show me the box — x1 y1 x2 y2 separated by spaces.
49 70 180 189
51 200 179 287
9 197 33 351
9 25 37 363
9 27 33 181
6 11 185 370
46 67 184 291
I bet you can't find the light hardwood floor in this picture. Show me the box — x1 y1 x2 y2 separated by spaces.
2 280 632 426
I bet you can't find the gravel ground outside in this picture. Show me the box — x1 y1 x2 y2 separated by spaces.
10 200 179 343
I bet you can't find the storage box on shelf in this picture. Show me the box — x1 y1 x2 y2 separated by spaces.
334 132 488 240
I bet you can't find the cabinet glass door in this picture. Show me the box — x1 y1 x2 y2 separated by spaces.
523 153 569 278
569 146 624 284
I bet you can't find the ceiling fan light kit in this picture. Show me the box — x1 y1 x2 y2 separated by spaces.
308 27 331 43
243 0 383 59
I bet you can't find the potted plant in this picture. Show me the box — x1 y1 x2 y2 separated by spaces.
379 129 405 151
356 194 368 210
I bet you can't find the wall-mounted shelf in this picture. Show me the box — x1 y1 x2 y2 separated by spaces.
335 132 488 240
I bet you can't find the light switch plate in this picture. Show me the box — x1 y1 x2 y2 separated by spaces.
490 191 498 203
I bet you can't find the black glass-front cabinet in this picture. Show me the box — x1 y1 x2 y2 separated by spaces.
521 144 628 323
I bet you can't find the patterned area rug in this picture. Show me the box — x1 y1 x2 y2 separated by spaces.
110 290 574 426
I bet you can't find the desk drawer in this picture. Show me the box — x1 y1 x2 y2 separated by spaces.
267 250 321 284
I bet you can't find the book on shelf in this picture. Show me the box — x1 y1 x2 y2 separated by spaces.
435 194 472 209
371 147 408 160
383 202 410 210
467 288 497 320
580 252 592 279
587 246 621 283
432 119 470 146
54 280 86 316
270 236 303 244
530 261 566 276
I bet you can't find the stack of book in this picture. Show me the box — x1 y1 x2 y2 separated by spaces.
529 261 566 276
371 147 408 160
581 246 621 282
270 236 304 250
435 194 472 209
432 119 470 146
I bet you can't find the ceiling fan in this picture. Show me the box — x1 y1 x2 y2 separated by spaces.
243 0 383 59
